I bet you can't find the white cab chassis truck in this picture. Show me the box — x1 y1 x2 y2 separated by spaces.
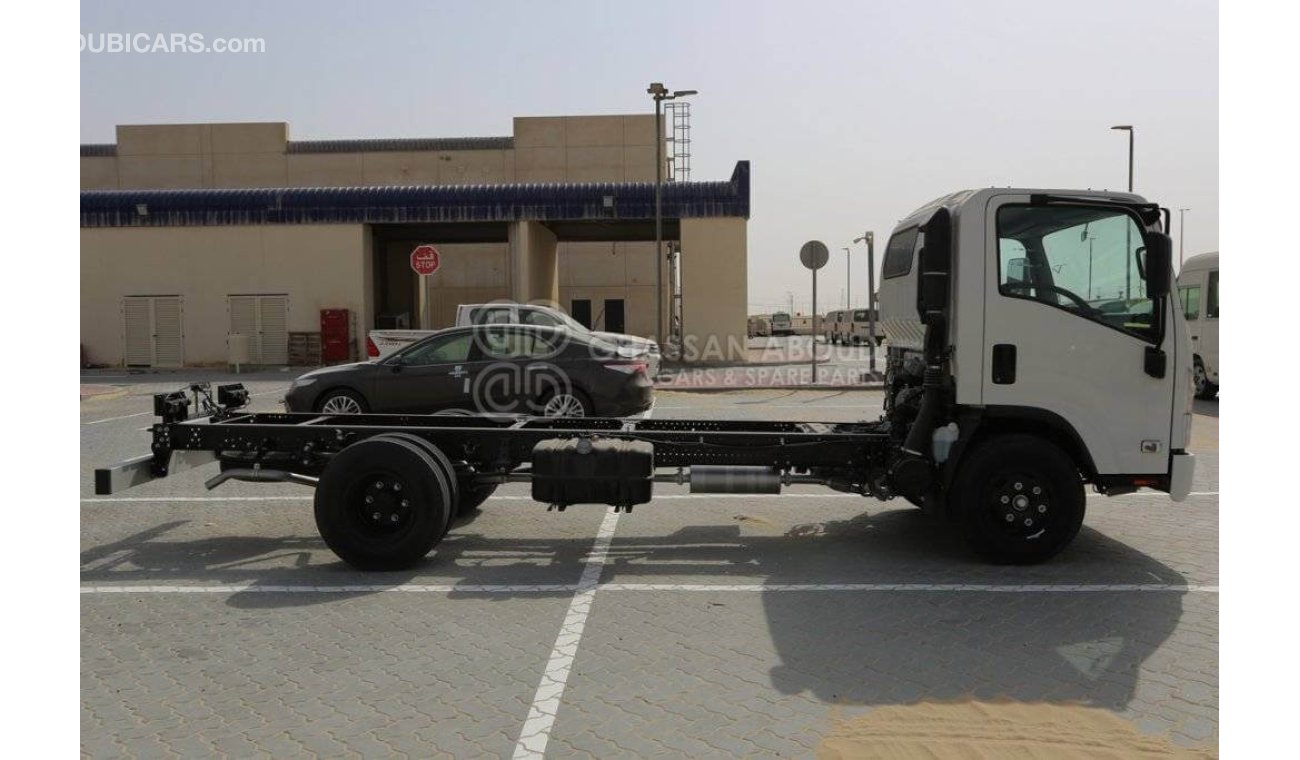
97 188 1195 569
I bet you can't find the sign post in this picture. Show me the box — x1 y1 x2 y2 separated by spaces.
799 240 829 384
854 230 878 379
410 244 441 329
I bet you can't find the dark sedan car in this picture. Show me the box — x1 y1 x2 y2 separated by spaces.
284 324 653 417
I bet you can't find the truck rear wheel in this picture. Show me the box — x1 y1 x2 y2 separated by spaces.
375 433 494 518
373 433 461 533
314 436 453 570
952 434 1085 564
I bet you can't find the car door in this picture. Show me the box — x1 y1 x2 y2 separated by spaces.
375 330 479 413
468 326 560 415
982 197 1177 475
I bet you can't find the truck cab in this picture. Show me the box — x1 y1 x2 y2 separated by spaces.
878 189 1195 532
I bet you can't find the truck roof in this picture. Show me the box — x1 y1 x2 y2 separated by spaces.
894 188 1149 231
1179 251 1219 273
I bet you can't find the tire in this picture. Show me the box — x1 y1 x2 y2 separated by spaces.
313 436 452 570
541 388 592 417
317 388 368 414
374 433 460 533
1193 358 1218 400
951 434 1085 564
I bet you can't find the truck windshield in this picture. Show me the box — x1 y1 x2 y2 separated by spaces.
997 205 1157 342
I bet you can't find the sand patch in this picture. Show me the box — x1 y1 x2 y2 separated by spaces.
816 699 1215 759
733 513 783 532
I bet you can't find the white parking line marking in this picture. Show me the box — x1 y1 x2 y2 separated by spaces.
84 411 152 425
82 496 314 503
80 581 1216 595
81 583 581 594
599 583 1219 593
512 509 621 760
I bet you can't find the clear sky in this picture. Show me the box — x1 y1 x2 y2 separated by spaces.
81 0 1218 315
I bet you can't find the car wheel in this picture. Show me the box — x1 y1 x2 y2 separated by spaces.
952 434 1086 564
1193 358 1218 400
317 389 368 414
541 389 591 417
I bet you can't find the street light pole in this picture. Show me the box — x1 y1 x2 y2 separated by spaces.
842 247 851 309
1179 208 1190 269
853 231 877 377
1112 125 1135 298
648 82 696 348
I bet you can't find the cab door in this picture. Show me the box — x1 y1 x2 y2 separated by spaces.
982 197 1176 475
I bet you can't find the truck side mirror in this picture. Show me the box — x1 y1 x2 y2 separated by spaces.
1143 233 1172 298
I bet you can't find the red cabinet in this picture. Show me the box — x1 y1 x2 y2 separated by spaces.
320 309 351 364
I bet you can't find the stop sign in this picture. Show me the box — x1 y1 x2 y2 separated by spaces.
410 244 441 276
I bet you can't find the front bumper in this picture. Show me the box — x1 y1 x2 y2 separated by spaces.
1168 452 1197 501
282 385 314 413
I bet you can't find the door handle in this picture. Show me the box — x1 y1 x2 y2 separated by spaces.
991 344 1016 384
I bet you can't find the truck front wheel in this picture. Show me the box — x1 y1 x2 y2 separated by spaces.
952 434 1085 564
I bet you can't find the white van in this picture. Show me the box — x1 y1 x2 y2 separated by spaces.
1177 252 1219 399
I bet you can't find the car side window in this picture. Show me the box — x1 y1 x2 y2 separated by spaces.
482 308 512 325
476 328 538 360
395 333 472 366
523 310 561 328
1206 271 1219 319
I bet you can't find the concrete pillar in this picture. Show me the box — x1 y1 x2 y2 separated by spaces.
508 220 559 305
680 217 748 362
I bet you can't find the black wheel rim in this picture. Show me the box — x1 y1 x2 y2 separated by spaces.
1193 364 1207 394
984 471 1052 540
344 469 416 540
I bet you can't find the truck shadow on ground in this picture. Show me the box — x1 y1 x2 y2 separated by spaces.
81 506 1192 713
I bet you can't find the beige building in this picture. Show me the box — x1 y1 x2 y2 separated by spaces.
80 116 750 367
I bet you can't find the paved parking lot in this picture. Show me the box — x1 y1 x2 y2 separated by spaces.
81 378 1218 757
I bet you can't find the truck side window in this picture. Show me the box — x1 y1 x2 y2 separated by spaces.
1179 285 1201 320
996 205 1157 343
882 227 918 279
1206 271 1219 319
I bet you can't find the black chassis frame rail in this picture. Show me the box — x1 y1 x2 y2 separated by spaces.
95 410 891 495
